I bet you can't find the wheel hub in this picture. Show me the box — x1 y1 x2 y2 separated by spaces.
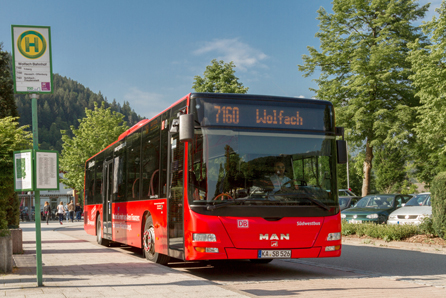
143 227 155 253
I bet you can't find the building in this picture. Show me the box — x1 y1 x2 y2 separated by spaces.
19 173 76 218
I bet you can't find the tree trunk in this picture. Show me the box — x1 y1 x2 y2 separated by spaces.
362 140 373 196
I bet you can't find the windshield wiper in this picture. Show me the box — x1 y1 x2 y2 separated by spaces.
206 197 277 211
206 195 330 211
272 193 330 211
207 200 239 211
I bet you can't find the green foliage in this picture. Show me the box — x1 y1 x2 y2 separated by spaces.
192 59 248 94
418 217 436 237
398 180 418 195
337 153 362 196
430 172 446 239
0 117 32 232
408 2 446 185
374 146 406 193
0 44 18 118
60 102 129 198
341 221 419 242
299 0 428 195
15 74 143 152
5 193 20 229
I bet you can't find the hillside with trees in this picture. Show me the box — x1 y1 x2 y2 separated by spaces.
15 73 143 152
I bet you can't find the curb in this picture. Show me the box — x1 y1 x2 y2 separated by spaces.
342 237 446 254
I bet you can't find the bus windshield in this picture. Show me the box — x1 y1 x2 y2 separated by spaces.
189 128 337 207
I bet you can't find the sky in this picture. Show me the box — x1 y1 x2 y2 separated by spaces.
0 0 442 119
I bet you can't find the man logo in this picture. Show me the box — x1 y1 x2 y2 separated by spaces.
259 234 289 240
271 241 278 247
17 30 47 59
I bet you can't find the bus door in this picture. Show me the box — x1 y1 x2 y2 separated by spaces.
103 159 113 240
167 124 185 259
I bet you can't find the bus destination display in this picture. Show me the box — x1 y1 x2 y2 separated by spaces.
200 101 331 131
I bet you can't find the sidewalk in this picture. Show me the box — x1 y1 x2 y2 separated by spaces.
0 222 246 298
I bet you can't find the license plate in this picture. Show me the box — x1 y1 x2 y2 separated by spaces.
350 219 362 224
258 250 291 259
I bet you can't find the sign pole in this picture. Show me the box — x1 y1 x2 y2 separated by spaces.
31 94 43 286
11 24 54 287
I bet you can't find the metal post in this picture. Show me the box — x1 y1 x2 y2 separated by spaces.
346 142 350 190
31 94 43 286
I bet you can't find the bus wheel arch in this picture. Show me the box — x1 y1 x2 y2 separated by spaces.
143 214 170 265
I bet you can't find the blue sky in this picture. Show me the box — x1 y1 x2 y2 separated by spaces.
0 0 441 119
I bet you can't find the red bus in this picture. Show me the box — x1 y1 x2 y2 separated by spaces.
83 93 347 264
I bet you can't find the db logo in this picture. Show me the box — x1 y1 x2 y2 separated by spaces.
237 219 249 228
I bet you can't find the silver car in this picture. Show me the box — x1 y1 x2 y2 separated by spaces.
387 193 431 225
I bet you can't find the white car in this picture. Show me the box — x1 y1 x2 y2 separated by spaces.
387 193 431 225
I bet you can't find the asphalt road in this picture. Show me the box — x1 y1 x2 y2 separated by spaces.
57 224 446 289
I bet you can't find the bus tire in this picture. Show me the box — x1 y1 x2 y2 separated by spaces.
143 216 170 265
249 259 273 264
96 217 109 246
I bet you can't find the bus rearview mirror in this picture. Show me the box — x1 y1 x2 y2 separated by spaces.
336 140 347 164
179 114 194 142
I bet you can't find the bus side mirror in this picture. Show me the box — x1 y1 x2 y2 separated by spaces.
336 140 347 164
179 114 194 142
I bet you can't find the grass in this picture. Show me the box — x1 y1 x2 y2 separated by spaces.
342 220 423 242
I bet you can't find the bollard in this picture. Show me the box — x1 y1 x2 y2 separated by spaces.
10 229 23 254
0 234 13 273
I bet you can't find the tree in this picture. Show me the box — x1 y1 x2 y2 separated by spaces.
15 74 143 152
374 146 407 193
337 153 363 196
0 117 32 234
192 59 249 93
60 103 129 198
299 0 428 196
0 43 18 118
408 1 446 185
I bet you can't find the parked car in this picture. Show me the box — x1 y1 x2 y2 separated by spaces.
387 193 431 225
341 194 412 224
339 189 357 197
339 196 361 211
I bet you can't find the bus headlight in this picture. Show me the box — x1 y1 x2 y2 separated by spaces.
327 232 341 241
193 233 217 242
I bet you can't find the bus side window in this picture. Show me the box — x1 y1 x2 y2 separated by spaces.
94 160 103 204
114 142 127 202
84 166 94 205
126 130 142 201
141 117 161 199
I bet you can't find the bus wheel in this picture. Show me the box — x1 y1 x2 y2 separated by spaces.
249 259 273 264
143 216 170 265
96 217 109 246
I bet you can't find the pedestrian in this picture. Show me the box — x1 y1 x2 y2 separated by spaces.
56 202 64 224
75 203 82 222
43 201 51 225
67 200 75 222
